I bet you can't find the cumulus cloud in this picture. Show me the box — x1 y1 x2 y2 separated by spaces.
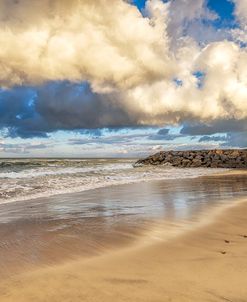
0 0 172 89
0 0 246 138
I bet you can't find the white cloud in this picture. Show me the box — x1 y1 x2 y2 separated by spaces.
231 0 247 45
0 0 172 89
234 0 247 23
0 0 246 129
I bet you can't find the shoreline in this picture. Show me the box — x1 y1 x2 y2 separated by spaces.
0 195 247 301
0 171 246 301
0 167 245 206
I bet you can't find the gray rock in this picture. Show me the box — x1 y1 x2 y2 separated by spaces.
134 149 247 169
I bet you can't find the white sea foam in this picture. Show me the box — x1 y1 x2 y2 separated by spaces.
0 163 131 179
0 159 227 205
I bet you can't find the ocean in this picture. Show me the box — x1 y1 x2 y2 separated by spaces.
0 158 230 204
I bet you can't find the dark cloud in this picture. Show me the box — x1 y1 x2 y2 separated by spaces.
6 128 49 139
149 128 182 141
157 128 170 135
0 80 165 143
0 81 246 147
0 82 142 139
221 132 247 148
199 135 226 142
149 134 181 141
36 82 129 130
197 132 247 148
180 119 247 136
0 86 49 138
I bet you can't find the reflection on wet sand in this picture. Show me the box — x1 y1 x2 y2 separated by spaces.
0 173 246 278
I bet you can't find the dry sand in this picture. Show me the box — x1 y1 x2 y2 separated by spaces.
0 195 247 301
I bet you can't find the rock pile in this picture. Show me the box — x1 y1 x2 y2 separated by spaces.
134 149 247 169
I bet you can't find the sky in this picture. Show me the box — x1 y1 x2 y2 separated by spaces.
0 0 246 158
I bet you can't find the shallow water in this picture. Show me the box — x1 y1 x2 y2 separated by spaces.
0 171 246 278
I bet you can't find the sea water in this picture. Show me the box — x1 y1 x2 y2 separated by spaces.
0 158 229 204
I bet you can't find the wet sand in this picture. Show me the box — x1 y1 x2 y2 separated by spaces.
1 197 247 301
0 171 247 301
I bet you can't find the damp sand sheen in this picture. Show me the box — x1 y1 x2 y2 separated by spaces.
0 159 247 301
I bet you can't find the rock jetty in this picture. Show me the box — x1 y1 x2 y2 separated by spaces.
134 149 247 169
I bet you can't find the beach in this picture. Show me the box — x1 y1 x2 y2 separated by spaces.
0 0 246 299
0 169 247 301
